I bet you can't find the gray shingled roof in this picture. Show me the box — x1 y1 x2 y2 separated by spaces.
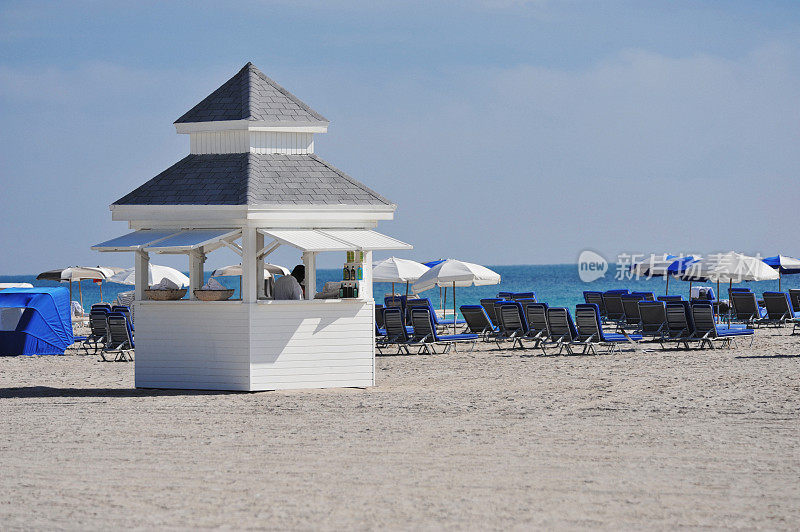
113 153 393 207
174 62 329 125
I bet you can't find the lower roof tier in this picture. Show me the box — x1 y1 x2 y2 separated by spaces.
113 153 393 207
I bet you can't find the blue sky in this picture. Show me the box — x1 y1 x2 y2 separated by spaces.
1 0 799 273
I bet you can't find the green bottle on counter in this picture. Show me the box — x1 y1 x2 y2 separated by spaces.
353 284 359 298
343 265 350 280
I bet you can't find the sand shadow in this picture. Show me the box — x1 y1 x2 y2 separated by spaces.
735 354 800 359
0 386 238 399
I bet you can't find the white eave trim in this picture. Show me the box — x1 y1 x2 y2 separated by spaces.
175 120 329 134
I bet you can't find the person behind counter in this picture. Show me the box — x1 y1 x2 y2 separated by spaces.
274 264 305 300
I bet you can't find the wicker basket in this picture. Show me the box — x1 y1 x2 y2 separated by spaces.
193 289 234 301
144 288 187 301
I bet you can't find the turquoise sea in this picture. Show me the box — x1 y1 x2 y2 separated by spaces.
3 264 799 315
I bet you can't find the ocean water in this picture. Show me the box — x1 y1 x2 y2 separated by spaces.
3 264 799 315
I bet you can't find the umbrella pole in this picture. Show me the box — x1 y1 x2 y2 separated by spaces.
779 271 782 292
69 280 73 302
728 280 732 326
716 280 720 323
665 275 669 295
453 281 457 335
78 280 83 310
689 281 692 301
405 281 409 298
392 282 395 297
99 282 103 303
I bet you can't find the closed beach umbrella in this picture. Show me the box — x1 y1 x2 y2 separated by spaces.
109 265 190 288
412 259 501 332
36 266 115 307
762 255 800 291
372 257 429 297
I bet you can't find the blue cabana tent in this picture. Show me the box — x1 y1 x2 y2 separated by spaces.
0 287 74 355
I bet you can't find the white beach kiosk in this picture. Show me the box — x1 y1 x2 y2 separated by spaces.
92 63 411 391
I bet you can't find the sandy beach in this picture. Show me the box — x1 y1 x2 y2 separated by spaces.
0 329 797 530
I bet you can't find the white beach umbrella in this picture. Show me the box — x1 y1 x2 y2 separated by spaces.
36 266 116 306
109 265 190 288
211 263 290 298
680 252 779 284
211 263 290 278
678 251 778 308
372 257 429 296
411 259 501 332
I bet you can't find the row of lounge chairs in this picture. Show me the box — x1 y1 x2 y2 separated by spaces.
460 297 754 354
79 303 135 361
582 289 800 332
377 307 478 355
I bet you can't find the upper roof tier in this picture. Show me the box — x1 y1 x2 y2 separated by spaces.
174 62 329 127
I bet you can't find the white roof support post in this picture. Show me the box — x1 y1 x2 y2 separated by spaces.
361 250 373 300
135 250 149 301
256 231 266 300
189 250 206 300
302 251 317 300
241 227 258 303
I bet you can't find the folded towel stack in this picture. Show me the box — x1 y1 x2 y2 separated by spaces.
200 278 226 291
150 278 181 290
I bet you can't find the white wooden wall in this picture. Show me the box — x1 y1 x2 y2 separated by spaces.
134 301 251 391
190 131 249 154
190 131 313 155
249 132 313 155
133 299 375 391
250 300 374 390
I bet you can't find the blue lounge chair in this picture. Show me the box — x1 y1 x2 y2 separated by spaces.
497 292 514 299
81 308 110 355
663 301 696 349
545 307 578 355
460 305 498 340
583 291 607 318
522 302 550 353
574 304 642 354
630 291 655 301
406 298 465 329
620 293 646 328
511 292 536 301
410 308 478 354
102 312 134 361
729 291 765 327
761 292 800 326
495 300 528 349
691 304 754 349
657 295 683 303
602 291 627 322
480 298 503 329
382 307 414 355
789 289 800 313
375 304 385 330
637 301 667 339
